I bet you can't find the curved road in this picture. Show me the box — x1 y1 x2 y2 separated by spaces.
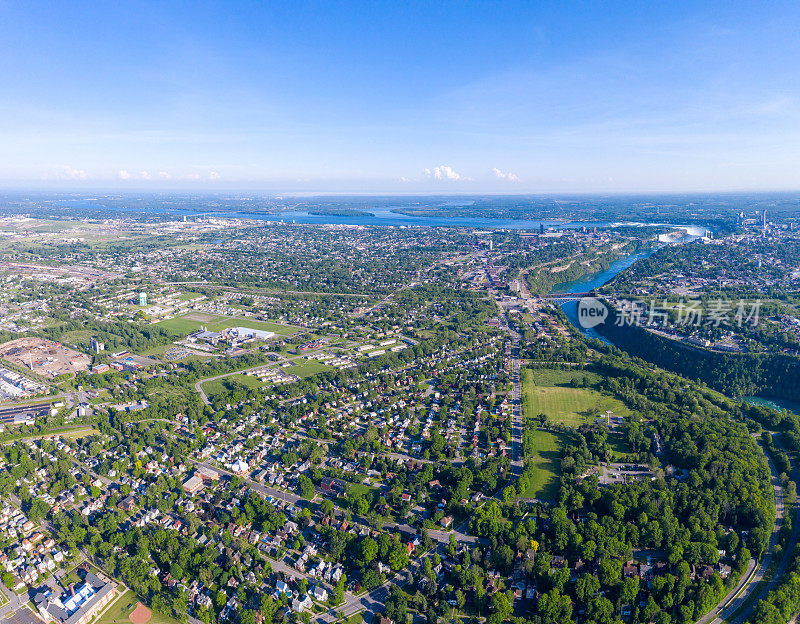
697 434 799 624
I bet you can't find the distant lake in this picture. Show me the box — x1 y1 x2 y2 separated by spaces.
41 198 707 232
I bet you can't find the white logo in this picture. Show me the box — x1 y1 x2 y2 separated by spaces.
577 297 607 328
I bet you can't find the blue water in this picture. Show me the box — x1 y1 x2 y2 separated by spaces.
246 207 573 229
744 396 800 417
551 248 800 414
42 198 705 232
552 250 655 344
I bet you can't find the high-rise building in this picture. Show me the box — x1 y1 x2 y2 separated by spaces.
139 292 147 306
89 337 105 353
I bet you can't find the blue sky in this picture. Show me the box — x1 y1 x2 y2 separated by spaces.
1 1 799 192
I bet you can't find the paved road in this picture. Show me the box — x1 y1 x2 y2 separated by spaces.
498 309 523 476
190 459 303 504
722 435 800 624
696 434 798 624
194 357 294 406
191 459 478 547
265 554 345 600
314 550 430 624
0 588 28 621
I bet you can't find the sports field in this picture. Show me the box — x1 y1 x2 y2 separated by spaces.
96 591 180 624
522 368 630 426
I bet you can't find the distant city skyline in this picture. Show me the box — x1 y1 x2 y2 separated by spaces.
1 1 799 193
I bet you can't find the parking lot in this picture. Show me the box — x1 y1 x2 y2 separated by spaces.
599 463 654 485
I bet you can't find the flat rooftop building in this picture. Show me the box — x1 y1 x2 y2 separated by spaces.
34 571 116 624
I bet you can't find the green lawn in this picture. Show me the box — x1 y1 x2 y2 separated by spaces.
156 312 300 337
61 329 107 347
201 372 266 398
518 430 565 500
523 368 630 427
1 426 99 443
140 344 171 358
145 384 196 402
606 434 631 461
527 367 601 387
210 317 300 335
177 291 204 301
60 428 101 439
152 317 205 335
286 358 333 378
96 590 182 624
346 482 376 497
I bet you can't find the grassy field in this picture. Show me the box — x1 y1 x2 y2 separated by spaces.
96 590 181 624
59 428 101 440
527 367 601 387
518 430 565 500
140 344 170 358
145 384 196 403
201 372 266 397
523 368 629 427
346 482 376 497
177 291 204 301
606 434 631 461
0 426 100 444
152 317 204 335
287 358 333 378
61 329 117 349
156 313 299 337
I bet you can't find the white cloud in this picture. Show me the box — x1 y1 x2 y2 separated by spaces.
493 167 520 182
139 171 151 180
158 171 171 180
52 165 87 180
424 165 462 181
208 171 221 181
118 170 131 180
435 165 461 180
186 173 201 181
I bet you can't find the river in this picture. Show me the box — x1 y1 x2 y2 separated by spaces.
550 244 800 415
744 397 800 417
550 250 656 344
